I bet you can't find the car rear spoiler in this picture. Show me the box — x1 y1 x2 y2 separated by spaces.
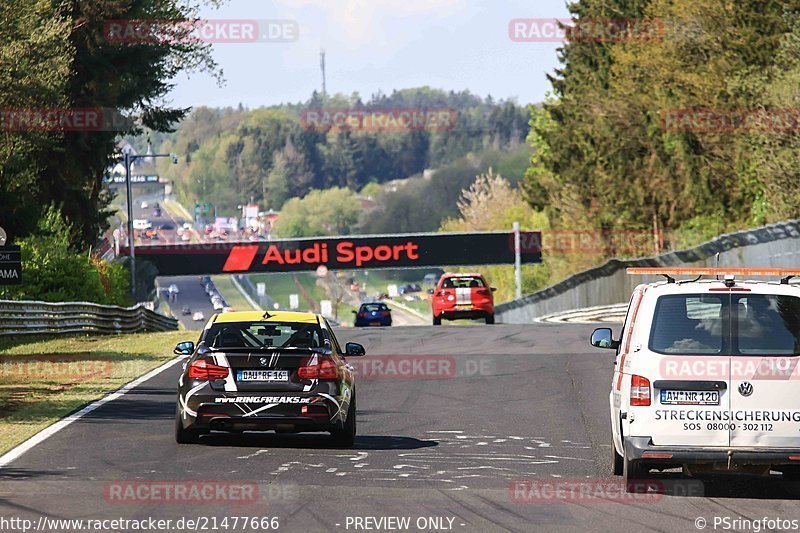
627 267 800 285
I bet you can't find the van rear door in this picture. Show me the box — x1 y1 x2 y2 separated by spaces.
728 291 800 448
630 290 731 447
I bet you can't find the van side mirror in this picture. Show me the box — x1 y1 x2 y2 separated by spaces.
174 341 195 355
590 328 619 349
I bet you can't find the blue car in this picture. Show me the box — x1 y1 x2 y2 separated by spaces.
353 303 392 327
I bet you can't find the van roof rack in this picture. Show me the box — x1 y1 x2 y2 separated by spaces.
627 267 800 285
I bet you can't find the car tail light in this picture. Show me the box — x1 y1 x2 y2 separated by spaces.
188 358 229 380
477 288 490 296
298 357 339 380
380 311 391 317
630 375 651 406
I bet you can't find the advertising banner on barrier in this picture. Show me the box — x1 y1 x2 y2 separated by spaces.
124 231 542 275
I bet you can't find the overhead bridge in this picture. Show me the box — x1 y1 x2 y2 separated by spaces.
124 231 543 276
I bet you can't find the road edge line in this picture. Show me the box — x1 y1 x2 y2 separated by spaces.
230 275 261 311
0 355 185 468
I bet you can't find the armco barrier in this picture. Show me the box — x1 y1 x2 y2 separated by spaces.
496 220 800 323
0 300 179 336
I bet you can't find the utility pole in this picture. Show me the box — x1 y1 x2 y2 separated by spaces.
320 48 327 97
125 152 136 300
513 222 522 300
121 146 179 302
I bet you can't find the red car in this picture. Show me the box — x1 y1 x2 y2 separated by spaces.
431 273 495 325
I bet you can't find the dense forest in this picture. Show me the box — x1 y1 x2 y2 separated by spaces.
523 0 800 246
150 88 530 215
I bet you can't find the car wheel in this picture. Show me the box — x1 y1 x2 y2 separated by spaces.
612 443 624 476
331 394 356 448
433 316 441 326
175 404 201 444
485 314 495 324
623 456 648 492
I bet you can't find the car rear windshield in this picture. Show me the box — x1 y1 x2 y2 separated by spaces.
649 294 800 355
441 277 486 288
362 304 388 312
205 321 324 350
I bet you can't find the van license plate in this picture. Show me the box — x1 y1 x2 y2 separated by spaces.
660 390 719 405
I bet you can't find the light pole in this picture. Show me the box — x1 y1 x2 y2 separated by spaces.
123 150 179 301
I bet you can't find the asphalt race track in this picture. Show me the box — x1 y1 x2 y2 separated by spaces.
3 324 800 532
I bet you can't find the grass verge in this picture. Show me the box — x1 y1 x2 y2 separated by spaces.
211 275 259 311
0 331 187 455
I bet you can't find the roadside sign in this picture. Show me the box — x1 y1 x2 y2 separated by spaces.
127 230 544 276
289 294 299 309
0 245 22 285
0 227 6 246
256 282 266 296
320 300 332 318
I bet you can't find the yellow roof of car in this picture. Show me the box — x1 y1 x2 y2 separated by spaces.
212 310 320 324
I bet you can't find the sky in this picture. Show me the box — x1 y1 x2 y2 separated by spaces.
166 0 571 109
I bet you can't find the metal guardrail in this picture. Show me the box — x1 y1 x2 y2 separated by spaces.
496 219 800 323
0 299 179 336
533 303 629 324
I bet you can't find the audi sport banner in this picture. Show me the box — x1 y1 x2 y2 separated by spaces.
125 231 542 276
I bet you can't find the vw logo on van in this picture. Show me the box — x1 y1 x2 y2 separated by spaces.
738 382 754 397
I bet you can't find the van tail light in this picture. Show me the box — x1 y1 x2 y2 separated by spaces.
188 358 229 380
298 357 339 380
630 375 651 406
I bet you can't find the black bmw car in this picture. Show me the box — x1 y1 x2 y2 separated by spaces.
174 310 364 446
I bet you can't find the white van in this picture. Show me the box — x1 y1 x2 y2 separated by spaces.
592 268 800 491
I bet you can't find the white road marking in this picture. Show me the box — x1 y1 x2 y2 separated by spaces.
237 449 270 460
0 355 185 468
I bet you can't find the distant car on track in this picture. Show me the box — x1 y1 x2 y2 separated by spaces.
140 201 149 209
192 311 205 321
174 310 364 446
168 284 180 295
353 303 392 327
431 273 495 325
181 306 191 316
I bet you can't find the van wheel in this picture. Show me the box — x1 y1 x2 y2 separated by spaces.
433 316 441 326
612 444 624 476
623 456 647 493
